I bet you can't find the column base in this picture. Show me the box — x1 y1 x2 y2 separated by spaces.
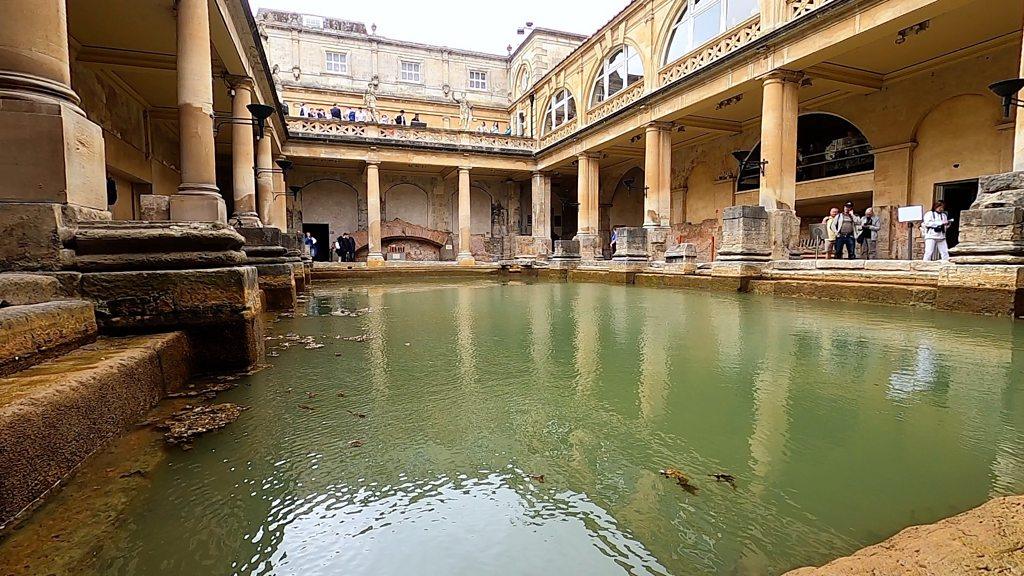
230 212 263 228
457 253 477 267
170 188 227 223
366 253 386 268
716 205 772 262
767 208 801 261
612 227 650 261
514 236 552 260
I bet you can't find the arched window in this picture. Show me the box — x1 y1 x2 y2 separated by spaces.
664 0 759 65
591 46 644 107
736 113 874 192
543 89 577 134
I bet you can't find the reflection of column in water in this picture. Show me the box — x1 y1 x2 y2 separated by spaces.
455 286 476 385
638 302 669 424
528 285 551 383
989 337 1023 497
572 285 599 397
747 313 793 491
712 296 743 370
366 287 387 392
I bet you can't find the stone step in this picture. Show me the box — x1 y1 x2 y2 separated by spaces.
68 221 244 256
0 300 97 377
0 273 63 306
0 332 191 528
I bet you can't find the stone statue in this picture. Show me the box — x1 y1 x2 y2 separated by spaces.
455 94 473 129
364 79 380 122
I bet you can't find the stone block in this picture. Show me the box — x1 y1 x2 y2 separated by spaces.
576 234 603 261
514 235 552 259
722 205 768 220
770 260 817 271
711 260 766 277
0 273 62 305
978 171 1024 194
717 205 771 262
612 227 648 261
0 332 191 526
767 209 800 261
169 193 228 224
815 260 866 270
937 264 1024 316
255 264 297 311
864 260 913 272
139 194 171 221
0 202 107 272
958 223 1024 244
0 101 106 210
973 189 1024 210
665 243 697 261
0 301 97 376
960 207 1024 227
552 240 581 259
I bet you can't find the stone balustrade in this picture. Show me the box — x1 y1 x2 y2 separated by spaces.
539 120 580 149
586 82 646 125
287 117 536 152
785 0 836 21
659 16 762 86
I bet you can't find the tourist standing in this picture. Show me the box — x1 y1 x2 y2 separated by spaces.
342 233 356 262
395 110 407 125
823 207 839 259
491 122 500 133
356 108 368 122
304 232 318 260
298 103 309 117
610 228 619 256
858 207 881 259
411 113 422 125
831 202 860 259
922 201 952 261
330 104 342 120
380 113 391 125
333 236 345 262
478 121 488 133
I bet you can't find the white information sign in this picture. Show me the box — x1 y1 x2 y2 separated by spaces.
898 205 924 223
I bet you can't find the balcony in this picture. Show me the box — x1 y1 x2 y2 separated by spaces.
286 117 537 154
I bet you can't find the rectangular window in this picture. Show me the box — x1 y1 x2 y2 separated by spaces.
400 61 422 83
325 51 348 74
302 15 324 29
693 1 723 47
468 70 488 91
726 0 759 27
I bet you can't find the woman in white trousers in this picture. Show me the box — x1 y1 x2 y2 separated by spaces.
922 201 951 261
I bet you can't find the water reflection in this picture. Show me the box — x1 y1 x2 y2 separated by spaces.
5 280 1024 576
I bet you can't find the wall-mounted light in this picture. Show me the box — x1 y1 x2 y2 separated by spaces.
214 103 276 140
731 150 768 176
256 158 294 178
895 20 929 45
989 78 1024 117
716 94 743 110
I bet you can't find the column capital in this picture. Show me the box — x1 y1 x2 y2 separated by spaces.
532 170 549 178
577 152 601 161
224 74 255 91
644 121 673 133
761 69 804 85
458 165 472 173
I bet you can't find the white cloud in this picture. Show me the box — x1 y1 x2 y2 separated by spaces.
248 0 628 55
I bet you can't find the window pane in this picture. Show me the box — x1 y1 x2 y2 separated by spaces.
626 52 644 83
592 77 605 105
566 96 577 120
726 0 759 27
693 1 722 47
665 24 691 64
607 69 624 96
554 105 566 127
608 49 625 71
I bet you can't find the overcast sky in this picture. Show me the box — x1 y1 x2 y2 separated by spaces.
247 0 628 55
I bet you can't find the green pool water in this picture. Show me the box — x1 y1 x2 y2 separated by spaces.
4 279 1024 575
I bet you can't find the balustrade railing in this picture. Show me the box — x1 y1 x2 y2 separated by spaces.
287 117 536 152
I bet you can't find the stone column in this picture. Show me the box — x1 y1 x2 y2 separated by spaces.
457 166 476 266
643 122 673 228
524 171 552 259
169 0 226 223
255 130 274 225
758 70 802 260
575 153 602 260
759 71 801 210
228 77 259 227
1015 20 1024 173
270 155 289 232
0 0 108 271
365 161 385 267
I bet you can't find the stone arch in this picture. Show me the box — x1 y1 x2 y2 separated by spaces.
608 166 646 228
301 179 359 238
910 93 1006 207
449 185 494 236
384 182 429 227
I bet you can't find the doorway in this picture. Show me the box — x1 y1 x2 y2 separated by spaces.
302 223 331 262
935 179 979 249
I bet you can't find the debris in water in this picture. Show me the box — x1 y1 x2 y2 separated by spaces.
306 392 318 399
336 391 347 398
348 440 364 448
529 474 545 483
157 404 247 447
346 409 367 419
342 334 373 343
166 381 236 399
335 352 344 357
119 469 147 479
298 404 317 411
709 473 737 489
660 468 699 494
285 387 293 393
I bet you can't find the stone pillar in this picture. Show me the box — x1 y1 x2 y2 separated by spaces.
270 155 289 232
255 130 273 225
643 122 672 228
1014 19 1024 173
517 171 553 259
575 153 602 260
228 77 259 227
365 161 385 267
0 0 109 271
457 166 476 266
759 71 801 210
758 70 802 260
712 205 771 277
169 0 226 223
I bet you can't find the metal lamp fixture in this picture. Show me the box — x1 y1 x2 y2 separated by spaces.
214 102 277 139
989 79 1024 117
255 158 293 178
731 150 768 176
